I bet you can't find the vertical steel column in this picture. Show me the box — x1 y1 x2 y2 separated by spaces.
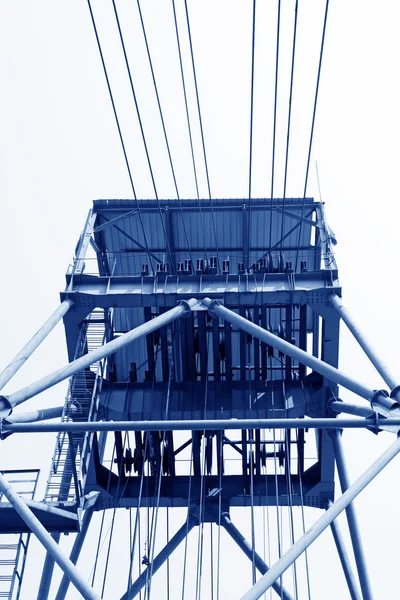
0 299 74 392
330 294 398 392
120 517 196 600
37 532 61 600
0 473 100 600
219 512 293 600
5 299 197 407
55 507 95 600
329 429 373 599
328 503 361 600
241 434 400 600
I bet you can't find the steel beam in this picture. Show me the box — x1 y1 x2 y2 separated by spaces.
0 473 100 600
3 299 197 408
329 429 373 599
0 299 74 396
61 272 337 310
55 507 95 600
6 406 64 424
37 532 61 600
93 208 138 233
329 400 374 418
330 294 398 392
2 416 398 435
219 512 293 600
73 210 97 274
202 299 374 401
241 434 400 600
120 516 196 600
328 502 361 600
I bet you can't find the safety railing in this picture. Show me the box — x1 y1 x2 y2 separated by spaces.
0 470 39 600
44 311 107 504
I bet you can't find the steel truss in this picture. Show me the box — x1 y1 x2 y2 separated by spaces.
1 287 400 598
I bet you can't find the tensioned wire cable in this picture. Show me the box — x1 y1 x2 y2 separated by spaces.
248 0 256 202
295 0 330 272
248 0 256 273
181 438 193 599
195 332 212 600
298 383 312 599
126 433 149 594
216 428 223 600
126 339 161 595
90 439 116 587
269 347 283 597
171 0 208 262
183 0 221 274
247 333 257 584
145 362 174 599
279 0 299 254
86 0 154 273
269 0 281 251
136 0 195 271
283 379 298 599
112 0 175 274
101 432 131 598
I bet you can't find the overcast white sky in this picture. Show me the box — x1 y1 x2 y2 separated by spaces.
0 1 400 598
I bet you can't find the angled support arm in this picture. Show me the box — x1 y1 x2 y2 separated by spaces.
0 299 74 397
202 298 376 402
329 429 373 599
1 299 197 409
328 501 362 600
330 295 399 395
240 434 400 600
219 511 293 600
120 516 196 600
55 506 95 600
0 472 100 600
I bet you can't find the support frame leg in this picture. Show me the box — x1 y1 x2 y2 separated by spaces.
240 434 400 600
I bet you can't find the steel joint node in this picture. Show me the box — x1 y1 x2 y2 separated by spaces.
390 384 400 402
202 297 223 317
371 389 399 413
178 298 200 316
0 396 12 419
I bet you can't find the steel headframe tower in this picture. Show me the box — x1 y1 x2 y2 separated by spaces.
1 197 400 599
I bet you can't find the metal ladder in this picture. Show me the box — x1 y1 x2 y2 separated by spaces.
0 470 39 599
44 310 107 503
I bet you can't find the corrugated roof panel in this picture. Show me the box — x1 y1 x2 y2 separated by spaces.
93 198 318 276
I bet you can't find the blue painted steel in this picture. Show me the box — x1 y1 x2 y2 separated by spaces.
329 501 362 600
220 512 293 600
241 435 400 600
2 416 395 434
120 516 196 600
329 429 373 599
3 300 197 407
202 298 374 401
0 473 99 600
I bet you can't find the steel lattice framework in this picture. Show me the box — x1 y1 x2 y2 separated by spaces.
1 198 400 599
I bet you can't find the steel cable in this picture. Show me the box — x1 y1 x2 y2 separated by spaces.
183 0 221 273
112 0 175 273
136 0 195 271
269 0 281 251
295 0 330 271
171 0 208 262
86 0 154 273
280 0 299 254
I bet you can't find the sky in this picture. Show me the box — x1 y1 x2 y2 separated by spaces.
0 0 400 598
